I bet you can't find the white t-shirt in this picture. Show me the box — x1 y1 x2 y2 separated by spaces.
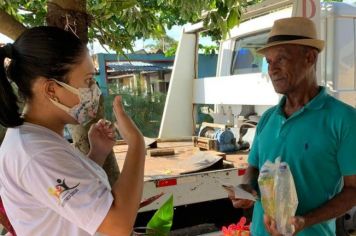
0 122 114 236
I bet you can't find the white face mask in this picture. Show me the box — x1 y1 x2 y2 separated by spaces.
49 79 102 125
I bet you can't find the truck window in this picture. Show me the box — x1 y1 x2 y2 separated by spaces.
231 32 269 75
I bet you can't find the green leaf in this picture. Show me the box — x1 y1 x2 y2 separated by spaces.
227 8 238 29
91 2 106 11
146 195 174 235
225 0 235 8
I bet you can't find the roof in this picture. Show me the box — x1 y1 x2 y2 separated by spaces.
97 53 175 63
107 61 172 73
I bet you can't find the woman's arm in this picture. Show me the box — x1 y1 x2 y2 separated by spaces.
97 96 146 236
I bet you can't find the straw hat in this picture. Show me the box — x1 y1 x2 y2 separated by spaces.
257 17 325 54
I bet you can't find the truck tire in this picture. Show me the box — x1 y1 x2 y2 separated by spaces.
336 207 356 236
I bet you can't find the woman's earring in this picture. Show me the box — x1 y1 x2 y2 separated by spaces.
53 97 59 102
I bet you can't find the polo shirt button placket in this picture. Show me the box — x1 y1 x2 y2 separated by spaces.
278 119 287 137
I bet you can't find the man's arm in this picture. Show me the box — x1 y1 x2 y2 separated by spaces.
301 175 356 228
241 165 259 186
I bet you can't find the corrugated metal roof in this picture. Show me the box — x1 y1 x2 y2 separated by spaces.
107 61 172 72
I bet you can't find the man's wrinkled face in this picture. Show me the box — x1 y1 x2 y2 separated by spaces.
264 44 313 95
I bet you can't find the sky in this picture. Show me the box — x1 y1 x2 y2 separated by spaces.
0 24 214 54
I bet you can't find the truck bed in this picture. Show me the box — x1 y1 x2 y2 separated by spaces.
113 141 249 212
113 140 248 179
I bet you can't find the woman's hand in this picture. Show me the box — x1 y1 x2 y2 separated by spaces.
113 96 143 145
88 119 116 165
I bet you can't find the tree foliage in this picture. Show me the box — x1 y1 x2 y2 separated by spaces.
1 0 48 26
145 35 178 56
0 0 258 54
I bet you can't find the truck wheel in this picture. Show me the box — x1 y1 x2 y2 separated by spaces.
336 207 356 236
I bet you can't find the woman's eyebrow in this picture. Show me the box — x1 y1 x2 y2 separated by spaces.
85 72 95 76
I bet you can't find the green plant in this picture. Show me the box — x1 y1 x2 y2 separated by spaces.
147 195 174 235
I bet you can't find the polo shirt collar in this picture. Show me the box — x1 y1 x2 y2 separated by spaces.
304 86 328 110
276 86 328 115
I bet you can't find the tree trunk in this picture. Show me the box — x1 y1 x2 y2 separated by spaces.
47 0 89 44
0 10 26 40
46 0 120 186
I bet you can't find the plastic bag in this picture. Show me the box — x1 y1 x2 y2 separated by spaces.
258 157 298 235
258 160 276 218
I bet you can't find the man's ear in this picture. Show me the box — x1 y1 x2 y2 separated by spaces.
305 48 318 66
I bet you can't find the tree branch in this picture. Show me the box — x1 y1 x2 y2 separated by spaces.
0 10 26 40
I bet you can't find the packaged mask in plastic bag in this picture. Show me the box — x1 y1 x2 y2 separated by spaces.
258 160 276 218
258 157 298 235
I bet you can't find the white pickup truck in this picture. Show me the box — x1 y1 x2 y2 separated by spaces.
115 0 356 234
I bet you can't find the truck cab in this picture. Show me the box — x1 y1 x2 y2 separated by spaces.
160 0 356 139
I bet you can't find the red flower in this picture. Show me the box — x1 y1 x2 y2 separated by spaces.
221 217 250 236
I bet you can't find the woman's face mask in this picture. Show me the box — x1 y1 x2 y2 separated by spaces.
49 79 101 125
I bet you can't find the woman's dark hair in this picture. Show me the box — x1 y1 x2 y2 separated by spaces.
0 26 87 127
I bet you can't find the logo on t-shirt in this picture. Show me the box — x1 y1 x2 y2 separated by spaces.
48 179 80 206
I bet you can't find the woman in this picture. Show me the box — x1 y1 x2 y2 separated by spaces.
0 26 146 236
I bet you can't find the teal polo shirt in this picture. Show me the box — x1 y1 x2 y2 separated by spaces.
248 87 356 236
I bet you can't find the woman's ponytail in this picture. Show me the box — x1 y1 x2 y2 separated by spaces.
0 44 23 128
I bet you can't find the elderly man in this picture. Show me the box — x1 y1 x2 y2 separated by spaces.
229 17 356 236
